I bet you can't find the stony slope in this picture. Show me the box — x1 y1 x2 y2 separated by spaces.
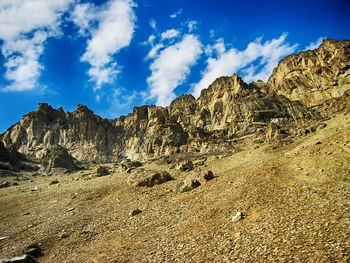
0 38 349 165
0 111 349 262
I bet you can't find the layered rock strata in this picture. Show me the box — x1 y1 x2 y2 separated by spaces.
1 39 349 163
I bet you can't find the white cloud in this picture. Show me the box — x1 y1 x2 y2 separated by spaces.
209 29 215 38
147 34 203 106
75 0 136 90
1 31 47 91
147 43 164 59
161 29 180 40
105 87 148 118
187 21 198 32
192 33 297 97
149 18 156 29
0 0 72 41
304 37 325 50
148 35 156 45
170 8 183 18
70 3 96 36
0 0 73 92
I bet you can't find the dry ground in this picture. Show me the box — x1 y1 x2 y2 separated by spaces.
0 112 349 262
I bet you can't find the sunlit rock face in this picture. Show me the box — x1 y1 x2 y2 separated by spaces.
268 38 350 107
1 39 349 162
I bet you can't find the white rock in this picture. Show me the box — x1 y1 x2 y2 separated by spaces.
232 211 244 222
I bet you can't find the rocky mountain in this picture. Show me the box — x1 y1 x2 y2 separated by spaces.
1 38 349 164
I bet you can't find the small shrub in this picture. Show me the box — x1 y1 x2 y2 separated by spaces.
180 185 195 193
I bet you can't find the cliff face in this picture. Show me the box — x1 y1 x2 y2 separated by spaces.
268 38 350 107
1 39 349 163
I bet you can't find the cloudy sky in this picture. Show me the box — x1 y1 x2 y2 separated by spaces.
0 0 349 132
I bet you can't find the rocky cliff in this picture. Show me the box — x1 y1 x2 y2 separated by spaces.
1 39 349 163
268 38 350 107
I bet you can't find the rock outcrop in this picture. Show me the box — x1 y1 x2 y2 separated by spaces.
127 169 172 187
41 145 79 174
268 38 350 107
1 39 349 164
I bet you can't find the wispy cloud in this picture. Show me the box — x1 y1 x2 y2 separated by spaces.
161 29 180 40
0 0 73 92
170 8 183 18
105 87 147 117
304 37 325 50
149 18 156 29
73 0 136 90
192 33 297 97
2 31 47 91
70 2 96 36
187 21 198 33
147 34 202 106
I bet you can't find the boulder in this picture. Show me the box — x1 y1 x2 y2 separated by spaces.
42 145 79 174
121 160 143 173
177 170 214 192
128 169 172 187
93 165 110 177
0 182 10 188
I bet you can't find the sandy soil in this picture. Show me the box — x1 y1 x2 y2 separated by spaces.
0 112 349 262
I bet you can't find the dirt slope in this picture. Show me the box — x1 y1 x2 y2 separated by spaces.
0 112 349 262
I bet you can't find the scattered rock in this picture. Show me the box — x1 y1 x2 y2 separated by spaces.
49 180 59 185
0 182 10 188
0 255 36 263
66 208 74 212
31 186 39 191
315 141 322 145
121 160 142 173
93 165 110 177
232 211 244 222
12 182 19 186
127 170 172 187
24 243 42 258
177 170 214 192
297 167 303 171
41 145 79 175
319 169 324 172
129 209 142 217
0 236 9 241
60 233 69 239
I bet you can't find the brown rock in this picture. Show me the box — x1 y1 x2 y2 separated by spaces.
94 165 110 177
129 209 142 217
177 170 214 192
128 170 172 187
1 39 348 165
41 145 79 174
268 38 350 107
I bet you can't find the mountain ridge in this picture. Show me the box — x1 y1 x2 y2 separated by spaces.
1 38 349 164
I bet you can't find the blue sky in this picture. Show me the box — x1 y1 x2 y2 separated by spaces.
0 0 349 133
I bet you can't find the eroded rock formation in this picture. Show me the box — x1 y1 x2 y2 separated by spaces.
1 39 349 163
268 38 350 107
